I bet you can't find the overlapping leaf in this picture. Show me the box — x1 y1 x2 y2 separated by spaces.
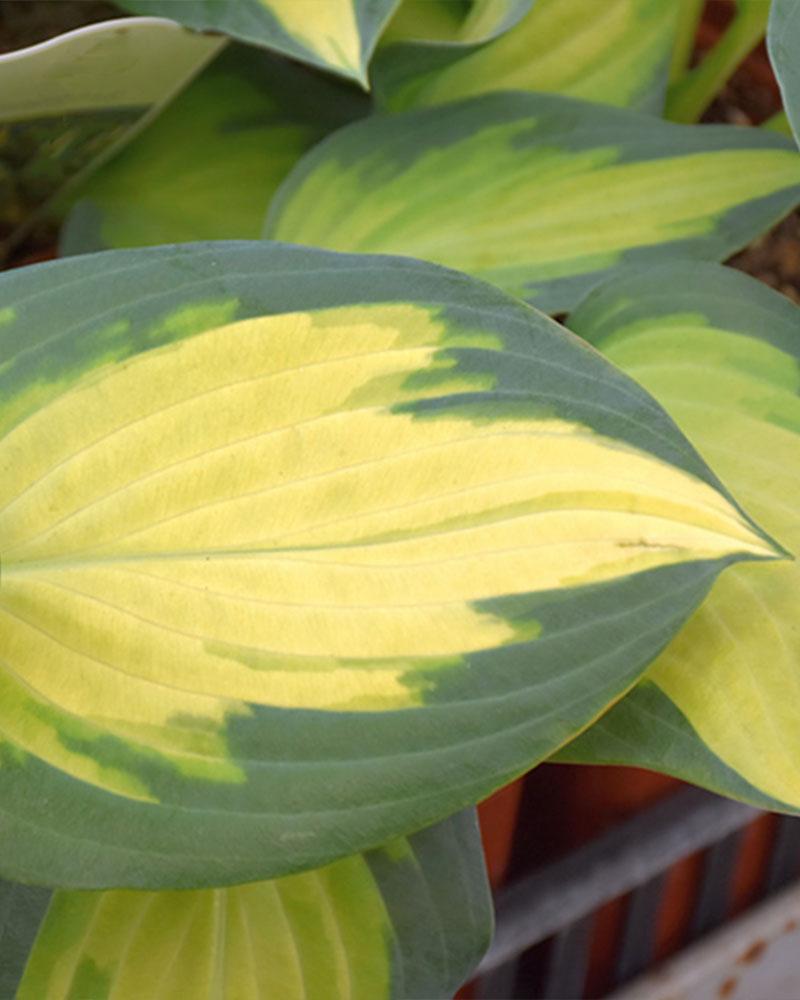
375 0 681 113
6 811 490 1000
381 0 531 46
0 17 221 261
0 242 780 888
559 263 800 813
378 0 473 46
61 45 369 253
118 0 400 85
372 0 532 107
769 0 800 149
265 92 800 314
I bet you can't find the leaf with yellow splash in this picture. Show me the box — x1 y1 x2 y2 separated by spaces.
0 242 781 889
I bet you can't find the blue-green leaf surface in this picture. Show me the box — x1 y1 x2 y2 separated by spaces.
769 0 800 148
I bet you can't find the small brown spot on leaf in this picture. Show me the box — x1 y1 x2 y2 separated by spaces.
719 976 738 998
737 939 767 965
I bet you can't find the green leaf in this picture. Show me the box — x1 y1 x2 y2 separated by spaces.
375 0 681 114
769 0 800 149
559 262 800 813
11 811 491 1000
265 91 800 314
60 45 369 254
0 17 221 261
379 0 474 46
117 0 401 86
0 242 780 888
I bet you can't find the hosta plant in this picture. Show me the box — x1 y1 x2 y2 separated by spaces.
1 1 799 997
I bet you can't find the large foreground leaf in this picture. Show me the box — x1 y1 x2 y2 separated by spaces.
118 0 400 85
0 17 220 260
61 45 368 253
559 263 800 813
376 0 681 113
265 92 800 314
0 880 51 999
8 811 490 1000
0 242 779 888
769 0 800 149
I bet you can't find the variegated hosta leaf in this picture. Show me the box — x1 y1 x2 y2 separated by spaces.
373 0 532 105
769 0 800 149
382 0 531 45
117 0 400 86
265 92 800 315
60 45 369 254
13 811 490 1000
0 242 780 889
0 17 221 259
559 262 800 813
375 0 681 114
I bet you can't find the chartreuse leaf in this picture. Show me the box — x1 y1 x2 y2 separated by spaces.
8 811 490 1000
769 0 800 149
559 262 800 814
0 242 780 889
379 0 472 45
117 0 400 86
0 17 220 258
265 92 800 314
375 0 681 113
60 45 369 253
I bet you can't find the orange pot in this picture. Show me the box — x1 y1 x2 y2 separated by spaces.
555 764 780 998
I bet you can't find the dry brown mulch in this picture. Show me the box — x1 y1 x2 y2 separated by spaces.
730 214 800 304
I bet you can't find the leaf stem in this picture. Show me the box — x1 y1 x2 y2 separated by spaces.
669 0 706 84
666 1 770 124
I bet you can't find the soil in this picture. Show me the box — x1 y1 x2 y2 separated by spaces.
730 215 800 305
0 1 120 54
